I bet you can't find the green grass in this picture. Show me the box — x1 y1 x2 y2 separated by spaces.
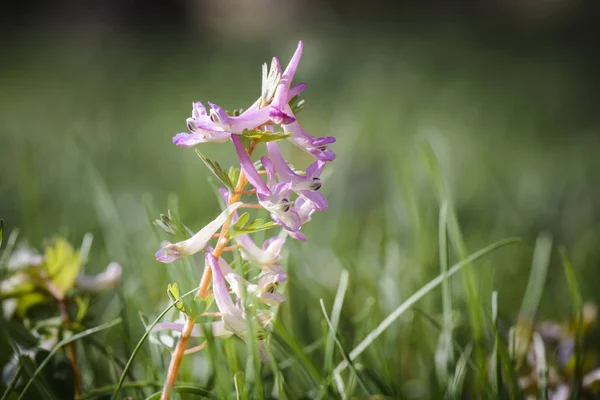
2 25 600 399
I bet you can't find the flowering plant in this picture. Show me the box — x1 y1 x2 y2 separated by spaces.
0 231 122 398
152 41 335 399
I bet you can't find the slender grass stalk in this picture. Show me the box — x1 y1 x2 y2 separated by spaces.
1 365 22 400
146 384 215 400
334 237 520 375
422 142 485 349
18 318 122 400
78 381 162 400
320 299 371 396
324 269 349 372
513 234 552 367
559 247 584 398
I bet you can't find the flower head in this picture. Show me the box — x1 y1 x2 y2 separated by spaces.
236 234 285 269
155 202 242 263
75 262 122 293
206 253 276 359
215 255 286 306
264 142 328 210
173 101 272 148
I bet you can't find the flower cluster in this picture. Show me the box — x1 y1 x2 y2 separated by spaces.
154 41 334 360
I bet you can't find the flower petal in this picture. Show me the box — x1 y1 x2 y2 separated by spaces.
299 190 328 211
206 253 246 334
288 83 307 99
272 41 304 113
231 135 270 195
266 142 297 182
75 262 122 292
155 202 242 263
268 107 296 125
229 106 271 132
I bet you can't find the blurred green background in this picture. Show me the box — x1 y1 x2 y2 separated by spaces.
2 1 600 397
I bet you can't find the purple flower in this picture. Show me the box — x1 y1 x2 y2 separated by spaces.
270 41 304 125
287 197 317 241
207 253 247 334
231 135 302 232
215 256 286 306
264 142 328 210
153 320 233 343
236 234 285 269
280 105 336 161
173 102 272 148
155 202 242 263
206 253 275 360
75 262 122 293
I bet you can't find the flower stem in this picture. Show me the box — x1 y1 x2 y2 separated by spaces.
58 299 82 397
45 280 82 398
160 140 257 400
159 316 196 400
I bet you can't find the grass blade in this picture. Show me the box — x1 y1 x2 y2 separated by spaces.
18 318 122 400
490 291 505 398
1 364 22 400
78 381 162 400
144 384 215 399
532 332 548 400
448 344 472 399
422 142 484 348
334 237 520 375
110 286 201 400
559 247 584 398
435 201 454 387
320 299 371 396
513 234 552 366
324 269 350 372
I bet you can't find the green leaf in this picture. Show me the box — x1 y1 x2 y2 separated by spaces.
194 149 235 192
232 212 251 231
231 213 278 236
242 128 292 143
17 318 122 400
74 296 90 323
228 167 240 188
17 293 48 317
233 222 278 236
559 247 584 398
0 219 3 248
226 108 244 117
192 293 214 318
167 283 188 314
288 94 305 115
42 237 81 295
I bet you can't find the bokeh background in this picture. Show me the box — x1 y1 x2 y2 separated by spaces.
2 0 600 397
